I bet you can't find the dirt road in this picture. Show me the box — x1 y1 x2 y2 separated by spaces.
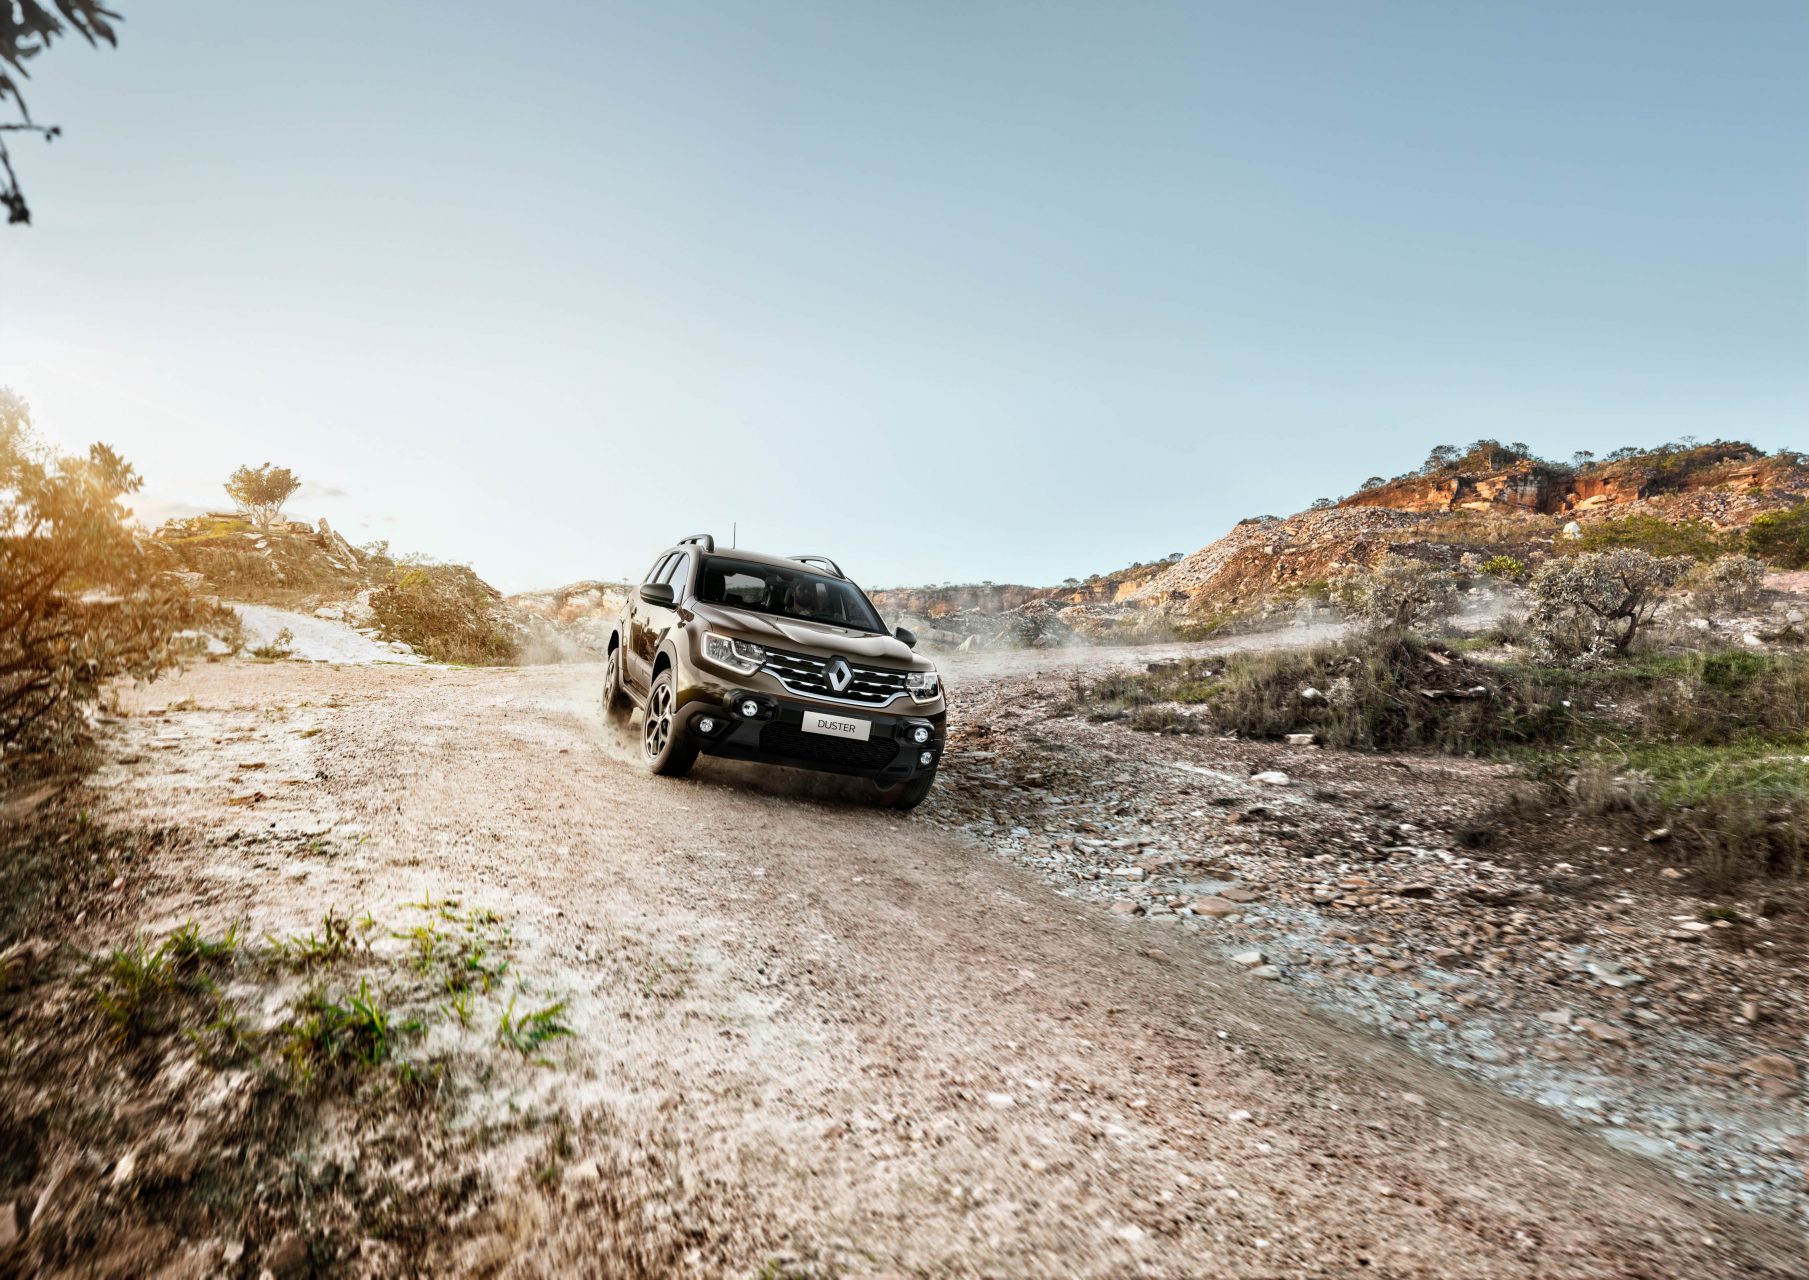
79 656 1804 1277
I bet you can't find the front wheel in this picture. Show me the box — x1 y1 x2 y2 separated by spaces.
886 767 938 811
642 669 699 777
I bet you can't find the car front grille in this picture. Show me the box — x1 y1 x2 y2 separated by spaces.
760 723 899 770
761 648 910 706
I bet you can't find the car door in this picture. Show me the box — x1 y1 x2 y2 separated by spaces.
625 553 673 693
632 551 689 687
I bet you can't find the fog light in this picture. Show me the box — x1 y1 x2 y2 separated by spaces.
919 750 933 766
697 717 716 734
740 699 759 717
911 726 931 744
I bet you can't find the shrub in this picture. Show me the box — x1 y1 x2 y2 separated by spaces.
1 389 234 762
1527 550 1688 665
1565 514 1726 561
369 559 519 665
1480 555 1527 581
1687 554 1766 612
1082 634 1571 754
1332 555 1459 635
1745 504 1809 569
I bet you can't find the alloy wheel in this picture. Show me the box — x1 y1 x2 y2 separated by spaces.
644 680 672 758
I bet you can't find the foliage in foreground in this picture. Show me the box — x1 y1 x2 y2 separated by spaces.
1 388 236 761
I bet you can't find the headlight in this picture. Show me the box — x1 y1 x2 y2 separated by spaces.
906 669 939 700
702 632 766 675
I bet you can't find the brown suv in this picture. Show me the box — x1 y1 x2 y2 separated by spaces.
603 535 946 809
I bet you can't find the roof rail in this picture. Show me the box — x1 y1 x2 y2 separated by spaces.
677 533 715 553
790 554 844 578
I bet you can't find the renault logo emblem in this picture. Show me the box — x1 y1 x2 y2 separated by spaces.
826 657 853 693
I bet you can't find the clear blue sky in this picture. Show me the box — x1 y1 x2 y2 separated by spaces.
2 1 1803 591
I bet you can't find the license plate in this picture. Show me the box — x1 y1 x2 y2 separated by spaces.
801 711 871 741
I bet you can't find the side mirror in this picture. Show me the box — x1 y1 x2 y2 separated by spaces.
894 626 917 649
639 582 676 608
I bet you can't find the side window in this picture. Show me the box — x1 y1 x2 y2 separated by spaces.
643 554 673 584
659 552 691 592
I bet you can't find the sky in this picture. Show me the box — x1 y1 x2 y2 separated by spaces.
1 1 1804 592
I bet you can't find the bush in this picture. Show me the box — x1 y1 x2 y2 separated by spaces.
1527 550 1688 665
1746 504 1809 569
1081 634 1571 754
1 390 233 762
1564 514 1726 561
1480 555 1527 581
369 559 519 665
1687 554 1766 612
1332 555 1459 635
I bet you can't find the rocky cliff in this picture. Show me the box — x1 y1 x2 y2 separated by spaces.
1342 444 1804 525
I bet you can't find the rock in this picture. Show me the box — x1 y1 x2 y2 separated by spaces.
264 1232 310 1280
1190 897 1239 918
1230 950 1267 968
1644 828 1672 844
1109 901 1142 916
1744 1053 1798 1081
1299 687 1325 703
985 1092 1016 1109
0 1203 16 1250
1576 1018 1631 1044
1283 733 1315 746
1248 965 1282 980
1218 886 1260 903
1390 883 1435 898
1249 771 1291 786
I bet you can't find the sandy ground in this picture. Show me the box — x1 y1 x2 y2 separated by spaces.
82 653 1807 1278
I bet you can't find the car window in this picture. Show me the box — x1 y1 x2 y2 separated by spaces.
659 551 690 590
643 554 674 584
696 556 884 632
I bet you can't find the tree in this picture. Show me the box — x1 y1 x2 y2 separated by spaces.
1571 450 1595 468
225 463 302 527
2 387 231 759
1333 555 1459 635
1527 550 1687 665
1422 445 1459 473
2 3 122 225
1309 497 1335 510
1359 476 1386 491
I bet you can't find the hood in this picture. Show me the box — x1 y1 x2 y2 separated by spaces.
687 601 925 667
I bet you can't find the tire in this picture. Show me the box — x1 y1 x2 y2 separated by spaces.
887 766 938 811
641 668 699 777
602 644 632 721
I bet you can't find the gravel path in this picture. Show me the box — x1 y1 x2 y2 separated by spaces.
98 657 1804 1277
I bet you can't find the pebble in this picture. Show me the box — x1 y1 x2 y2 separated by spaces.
1249 771 1292 786
1230 950 1267 968
1743 1054 1797 1081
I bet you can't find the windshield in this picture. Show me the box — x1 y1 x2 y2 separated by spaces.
696 556 885 632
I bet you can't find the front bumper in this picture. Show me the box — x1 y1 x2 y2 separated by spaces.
675 688 943 783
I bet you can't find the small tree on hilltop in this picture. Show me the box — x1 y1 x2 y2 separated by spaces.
1527 549 1687 666
225 463 302 528
1334 555 1459 635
